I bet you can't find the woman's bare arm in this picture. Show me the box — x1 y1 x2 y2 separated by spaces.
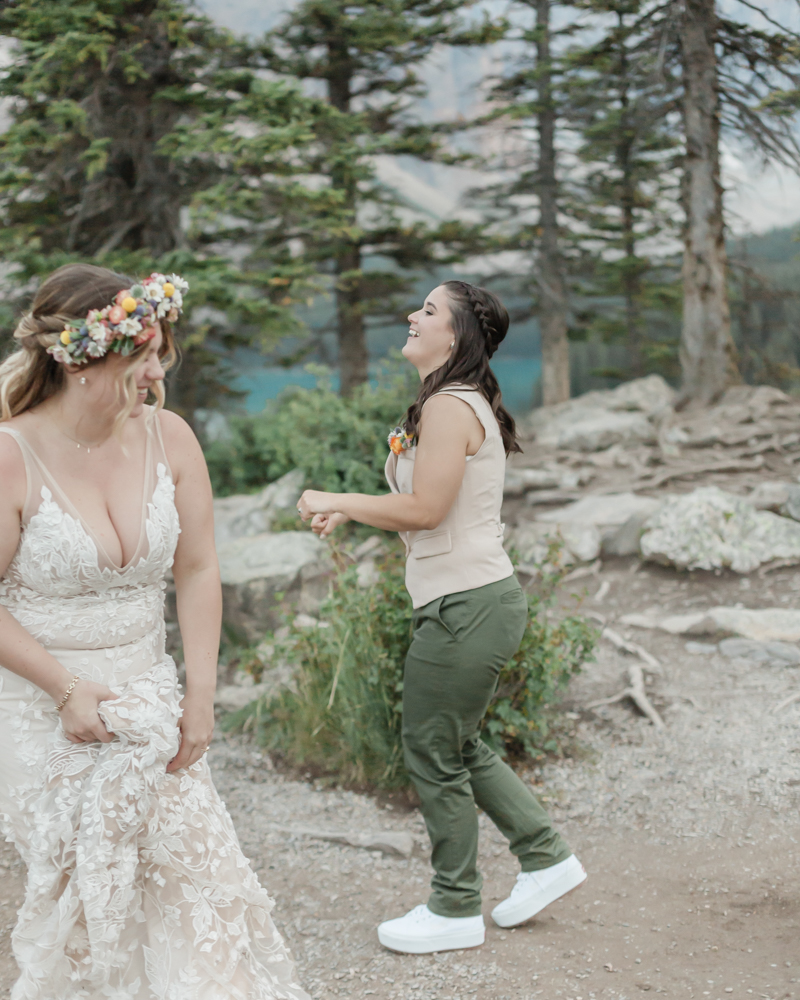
159 410 221 772
298 395 485 532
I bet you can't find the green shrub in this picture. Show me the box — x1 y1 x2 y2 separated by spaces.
226 542 598 791
205 361 417 496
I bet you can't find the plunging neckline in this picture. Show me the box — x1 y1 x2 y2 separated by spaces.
1 421 153 574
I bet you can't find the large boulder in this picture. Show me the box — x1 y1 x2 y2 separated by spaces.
507 521 602 571
217 531 330 643
525 375 674 452
640 486 800 572
622 606 800 643
214 469 305 547
535 492 662 556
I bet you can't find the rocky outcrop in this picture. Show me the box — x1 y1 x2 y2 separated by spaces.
525 375 674 452
214 469 305 547
639 486 800 572
621 606 800 643
217 530 331 643
535 493 663 557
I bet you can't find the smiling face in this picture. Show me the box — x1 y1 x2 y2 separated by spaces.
84 323 167 419
403 285 455 379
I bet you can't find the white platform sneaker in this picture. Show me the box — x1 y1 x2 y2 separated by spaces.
491 854 587 928
377 904 486 954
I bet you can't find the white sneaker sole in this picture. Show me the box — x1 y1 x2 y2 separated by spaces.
491 860 587 928
377 922 485 955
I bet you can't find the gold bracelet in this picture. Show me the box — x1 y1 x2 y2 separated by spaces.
55 676 79 712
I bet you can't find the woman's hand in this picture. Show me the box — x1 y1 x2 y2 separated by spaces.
167 690 214 773
311 512 350 538
60 680 119 744
297 489 340 521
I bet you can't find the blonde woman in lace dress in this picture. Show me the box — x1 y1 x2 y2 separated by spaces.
0 264 309 1000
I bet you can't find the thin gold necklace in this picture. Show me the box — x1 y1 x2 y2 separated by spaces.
57 426 111 455
53 408 112 455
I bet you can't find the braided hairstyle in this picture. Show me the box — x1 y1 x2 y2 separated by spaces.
401 280 521 455
0 263 177 422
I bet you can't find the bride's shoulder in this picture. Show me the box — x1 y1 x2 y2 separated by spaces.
154 408 204 475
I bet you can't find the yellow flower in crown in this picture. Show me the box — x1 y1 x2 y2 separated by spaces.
46 273 189 366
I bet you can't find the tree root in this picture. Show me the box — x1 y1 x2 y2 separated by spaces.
587 627 665 727
587 661 666 729
773 691 800 714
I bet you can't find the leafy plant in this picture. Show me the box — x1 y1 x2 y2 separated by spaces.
226 541 598 791
204 360 417 496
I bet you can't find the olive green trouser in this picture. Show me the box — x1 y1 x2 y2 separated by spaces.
402 575 571 918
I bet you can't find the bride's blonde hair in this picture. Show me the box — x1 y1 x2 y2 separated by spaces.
0 263 177 431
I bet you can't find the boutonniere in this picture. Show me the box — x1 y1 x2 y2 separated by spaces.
388 425 416 455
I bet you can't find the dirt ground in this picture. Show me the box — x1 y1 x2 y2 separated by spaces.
1 555 799 1000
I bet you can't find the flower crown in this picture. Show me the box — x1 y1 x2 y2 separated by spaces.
47 273 189 366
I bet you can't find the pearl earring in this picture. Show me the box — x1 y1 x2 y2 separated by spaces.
450 341 455 349
80 376 87 385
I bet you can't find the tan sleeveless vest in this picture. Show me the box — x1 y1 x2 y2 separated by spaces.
384 387 514 608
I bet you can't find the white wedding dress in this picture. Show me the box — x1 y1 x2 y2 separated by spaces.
0 410 309 1000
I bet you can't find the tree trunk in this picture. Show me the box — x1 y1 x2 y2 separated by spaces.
335 244 368 395
616 17 644 378
328 35 368 396
677 0 739 407
535 0 570 405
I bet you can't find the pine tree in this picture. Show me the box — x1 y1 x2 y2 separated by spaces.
0 0 327 416
640 0 800 405
565 0 682 378
475 0 578 405
262 0 481 395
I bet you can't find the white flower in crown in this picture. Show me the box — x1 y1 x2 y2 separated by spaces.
49 343 72 365
116 317 142 338
146 281 165 303
85 339 106 358
87 318 108 344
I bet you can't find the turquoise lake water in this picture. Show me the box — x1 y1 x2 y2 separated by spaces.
235 356 542 415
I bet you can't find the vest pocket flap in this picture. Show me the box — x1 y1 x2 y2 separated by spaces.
411 530 452 559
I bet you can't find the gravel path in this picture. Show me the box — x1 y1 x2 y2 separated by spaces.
1 558 799 999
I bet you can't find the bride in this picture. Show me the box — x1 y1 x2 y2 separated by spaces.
0 264 309 1000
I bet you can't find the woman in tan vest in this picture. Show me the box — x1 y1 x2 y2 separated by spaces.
298 281 585 954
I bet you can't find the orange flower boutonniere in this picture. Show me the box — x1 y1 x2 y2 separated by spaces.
388 425 415 455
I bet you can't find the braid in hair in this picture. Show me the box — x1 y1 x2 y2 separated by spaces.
401 280 521 455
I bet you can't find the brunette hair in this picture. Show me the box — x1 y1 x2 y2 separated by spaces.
0 263 177 429
402 280 521 455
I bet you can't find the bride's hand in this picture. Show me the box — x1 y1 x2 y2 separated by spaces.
311 512 350 537
59 680 119 744
167 690 214 773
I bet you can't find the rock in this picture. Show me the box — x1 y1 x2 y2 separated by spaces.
718 638 800 665
749 481 791 511
707 607 800 643
534 409 656 452
504 468 561 496
639 486 800 573
536 493 662 556
622 605 800 643
214 470 305 547
685 641 718 655
525 375 674 451
215 682 269 713
621 610 717 635
508 521 601 570
747 481 800 521
217 531 330 642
